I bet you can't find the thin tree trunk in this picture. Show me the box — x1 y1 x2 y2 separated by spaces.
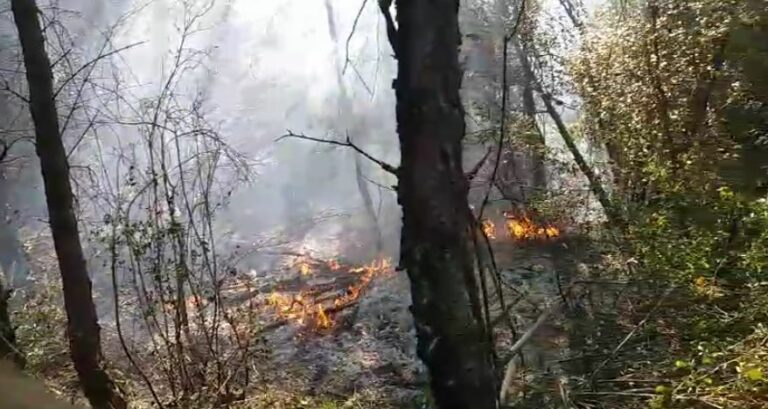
515 41 622 226
522 76 547 191
0 281 24 368
386 1 498 408
540 90 621 224
354 154 384 253
11 1 126 408
324 0 384 256
0 172 30 289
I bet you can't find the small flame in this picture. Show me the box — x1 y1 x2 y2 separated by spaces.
316 305 332 328
481 219 496 239
503 212 561 241
298 262 312 276
544 226 560 238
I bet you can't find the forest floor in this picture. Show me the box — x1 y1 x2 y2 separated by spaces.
16 227 688 409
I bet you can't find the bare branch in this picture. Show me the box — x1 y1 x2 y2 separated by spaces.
505 0 528 40
53 41 145 99
1 80 29 103
0 137 24 163
477 35 510 221
342 0 369 75
466 146 492 181
499 298 562 405
49 47 71 69
278 130 398 176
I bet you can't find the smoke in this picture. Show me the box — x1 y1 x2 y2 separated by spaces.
57 0 402 265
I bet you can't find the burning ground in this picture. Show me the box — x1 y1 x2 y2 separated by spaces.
224 212 566 405
167 252 423 406
79 206 573 408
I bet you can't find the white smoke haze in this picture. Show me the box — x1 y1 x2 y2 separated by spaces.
0 0 619 405
30 0 402 268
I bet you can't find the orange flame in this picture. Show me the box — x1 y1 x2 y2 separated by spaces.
316 305 332 328
503 213 561 241
266 257 392 330
481 219 496 239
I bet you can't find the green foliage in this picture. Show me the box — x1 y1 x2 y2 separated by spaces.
14 279 70 375
568 2 768 407
572 0 768 202
626 187 768 286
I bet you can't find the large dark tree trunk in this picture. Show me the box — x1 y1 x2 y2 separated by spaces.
11 1 126 408
385 1 498 408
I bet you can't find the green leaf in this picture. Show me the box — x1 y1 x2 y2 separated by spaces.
744 368 763 381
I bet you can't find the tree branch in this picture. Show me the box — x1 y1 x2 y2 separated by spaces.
278 130 398 176
466 146 492 181
53 41 145 99
0 137 24 163
342 0 369 75
1 80 29 103
499 298 562 405
477 0 526 220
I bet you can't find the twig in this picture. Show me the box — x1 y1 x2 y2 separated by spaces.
49 47 71 69
573 391 656 398
1 80 29 103
478 34 509 220
466 146 492 181
0 137 23 163
499 298 561 405
278 130 398 176
477 0 526 219
53 41 145 98
477 0 527 220
342 0 369 75
589 286 676 380
506 0 528 40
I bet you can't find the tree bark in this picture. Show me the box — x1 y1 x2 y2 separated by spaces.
386 1 498 408
0 281 24 368
11 1 126 408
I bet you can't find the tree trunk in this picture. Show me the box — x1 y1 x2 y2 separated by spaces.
522 76 547 192
0 171 30 289
515 41 622 227
386 1 498 408
0 281 24 368
11 1 126 408
324 0 384 256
